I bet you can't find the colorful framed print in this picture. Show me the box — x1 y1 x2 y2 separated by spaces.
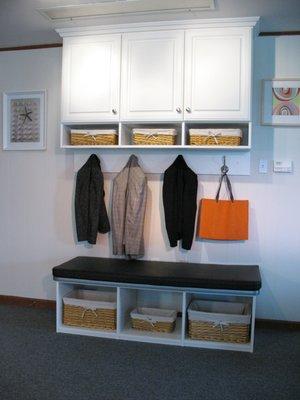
261 79 300 126
3 90 46 150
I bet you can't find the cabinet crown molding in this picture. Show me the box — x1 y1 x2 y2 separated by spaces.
56 16 260 37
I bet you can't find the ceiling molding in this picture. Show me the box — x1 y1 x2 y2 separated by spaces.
39 0 216 22
56 16 260 37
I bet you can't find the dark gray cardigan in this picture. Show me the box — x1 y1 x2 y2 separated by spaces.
75 154 110 244
163 155 198 250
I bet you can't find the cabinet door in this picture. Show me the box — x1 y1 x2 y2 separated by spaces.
121 30 184 121
62 34 121 122
184 27 252 120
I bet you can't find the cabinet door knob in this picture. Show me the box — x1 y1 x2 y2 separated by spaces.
176 107 182 113
185 107 191 113
112 109 117 114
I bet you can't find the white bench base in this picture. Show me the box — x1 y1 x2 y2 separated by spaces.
55 278 259 352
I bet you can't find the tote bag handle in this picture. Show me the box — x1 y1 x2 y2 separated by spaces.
215 171 234 202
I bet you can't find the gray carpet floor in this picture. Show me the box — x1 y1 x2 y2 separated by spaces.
0 304 299 400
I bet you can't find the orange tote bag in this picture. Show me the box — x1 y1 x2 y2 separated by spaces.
197 173 249 241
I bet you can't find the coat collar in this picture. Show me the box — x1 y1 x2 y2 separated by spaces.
85 154 100 168
173 155 188 168
125 154 139 168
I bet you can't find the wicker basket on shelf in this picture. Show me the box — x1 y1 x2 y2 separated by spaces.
132 128 177 146
63 290 117 331
70 129 118 146
189 128 242 146
130 307 177 333
188 300 251 343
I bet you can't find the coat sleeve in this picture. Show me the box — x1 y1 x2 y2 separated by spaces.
181 172 198 250
98 172 110 234
111 175 126 255
75 169 88 242
123 173 147 257
87 166 102 244
163 169 178 248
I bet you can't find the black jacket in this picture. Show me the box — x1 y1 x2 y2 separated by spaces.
75 154 110 244
163 155 198 250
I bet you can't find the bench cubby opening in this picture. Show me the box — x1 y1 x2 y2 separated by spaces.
118 287 183 344
57 282 118 337
182 291 255 352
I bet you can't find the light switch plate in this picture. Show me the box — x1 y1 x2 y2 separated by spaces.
259 159 268 174
273 160 293 173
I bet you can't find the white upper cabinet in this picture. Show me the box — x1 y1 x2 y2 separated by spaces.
184 27 252 120
58 18 258 126
61 34 121 122
121 30 184 121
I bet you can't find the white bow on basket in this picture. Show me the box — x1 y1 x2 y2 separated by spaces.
212 321 230 332
145 133 159 140
146 317 157 327
205 131 222 145
83 133 97 142
81 308 98 319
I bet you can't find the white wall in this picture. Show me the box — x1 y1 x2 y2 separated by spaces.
0 35 299 321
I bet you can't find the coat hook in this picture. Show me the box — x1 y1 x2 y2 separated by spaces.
221 155 229 174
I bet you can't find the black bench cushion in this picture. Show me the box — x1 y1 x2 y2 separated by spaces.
52 257 261 291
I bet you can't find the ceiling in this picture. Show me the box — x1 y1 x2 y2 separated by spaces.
0 0 300 47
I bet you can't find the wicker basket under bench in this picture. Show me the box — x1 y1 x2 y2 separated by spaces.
189 128 242 146
63 289 117 331
70 129 118 146
130 307 177 333
188 300 251 343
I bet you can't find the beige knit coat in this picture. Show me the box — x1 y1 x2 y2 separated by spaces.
111 155 147 258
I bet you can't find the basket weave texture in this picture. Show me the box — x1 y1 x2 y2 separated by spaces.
70 132 118 146
131 318 175 333
187 300 251 343
189 128 242 146
189 135 241 146
63 304 116 331
188 320 250 343
132 129 177 146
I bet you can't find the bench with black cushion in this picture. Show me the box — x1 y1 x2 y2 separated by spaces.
53 257 261 352
53 256 261 291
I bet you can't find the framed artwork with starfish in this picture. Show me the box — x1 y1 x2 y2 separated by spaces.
3 90 46 150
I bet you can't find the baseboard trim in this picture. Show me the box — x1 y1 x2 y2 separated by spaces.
256 318 300 331
0 295 299 329
0 295 56 309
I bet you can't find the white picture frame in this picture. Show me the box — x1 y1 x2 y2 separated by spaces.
3 90 46 150
261 79 300 126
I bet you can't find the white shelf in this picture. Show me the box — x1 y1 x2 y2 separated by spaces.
62 144 250 150
62 145 123 149
183 338 253 352
60 121 252 150
58 324 118 339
